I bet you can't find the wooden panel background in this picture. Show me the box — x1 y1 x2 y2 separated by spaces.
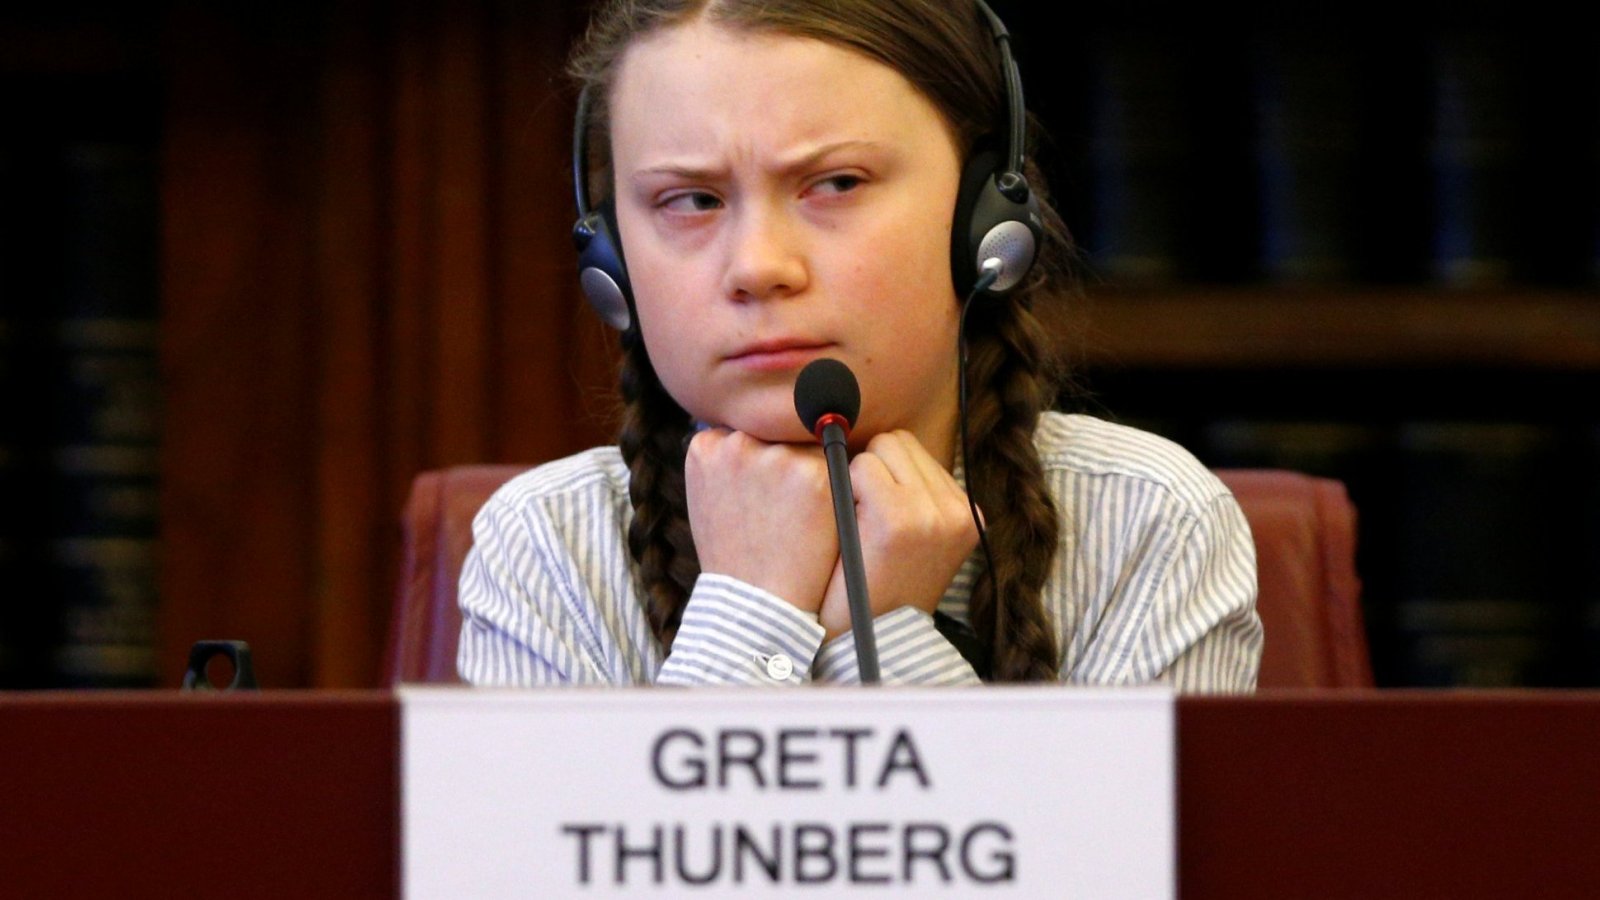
158 1 618 688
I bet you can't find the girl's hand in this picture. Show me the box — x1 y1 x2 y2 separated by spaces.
684 428 838 614
818 430 980 640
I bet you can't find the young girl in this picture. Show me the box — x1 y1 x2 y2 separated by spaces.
456 0 1263 691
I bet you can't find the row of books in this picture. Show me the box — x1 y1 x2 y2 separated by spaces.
0 138 161 689
1004 11 1600 287
1168 417 1600 688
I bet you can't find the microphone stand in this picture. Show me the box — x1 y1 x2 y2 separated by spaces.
816 414 880 684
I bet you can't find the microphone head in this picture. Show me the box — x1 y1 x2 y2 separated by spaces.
793 358 861 437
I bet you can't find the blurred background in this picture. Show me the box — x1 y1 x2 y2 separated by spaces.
1 0 1596 690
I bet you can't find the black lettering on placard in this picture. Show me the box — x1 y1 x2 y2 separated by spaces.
616 823 665 884
718 728 765 788
776 728 820 789
878 728 931 789
829 727 871 788
615 725 1029 887
848 823 892 884
561 823 607 884
561 821 1019 887
902 822 953 882
733 824 782 883
652 728 704 790
672 824 722 885
962 821 1016 883
793 823 837 884
648 726 942 792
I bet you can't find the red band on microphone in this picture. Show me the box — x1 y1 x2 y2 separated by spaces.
812 412 850 442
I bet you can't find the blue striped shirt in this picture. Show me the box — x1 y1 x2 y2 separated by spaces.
458 412 1262 692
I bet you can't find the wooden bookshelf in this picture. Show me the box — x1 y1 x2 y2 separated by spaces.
1077 288 1600 370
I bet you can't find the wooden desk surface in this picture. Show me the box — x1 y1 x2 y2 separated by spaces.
3 690 1597 899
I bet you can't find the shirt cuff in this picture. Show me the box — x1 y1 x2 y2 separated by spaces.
813 606 981 685
654 573 826 686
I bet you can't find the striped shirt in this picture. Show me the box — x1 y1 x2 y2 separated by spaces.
457 412 1263 692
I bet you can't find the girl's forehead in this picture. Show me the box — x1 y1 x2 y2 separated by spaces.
611 20 939 157
620 17 857 72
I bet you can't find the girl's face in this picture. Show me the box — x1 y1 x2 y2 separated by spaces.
610 19 966 463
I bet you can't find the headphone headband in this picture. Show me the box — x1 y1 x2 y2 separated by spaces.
973 0 1027 180
573 81 597 218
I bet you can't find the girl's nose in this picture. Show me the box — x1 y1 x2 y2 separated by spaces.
721 202 809 301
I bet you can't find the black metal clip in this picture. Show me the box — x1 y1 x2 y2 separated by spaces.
181 640 259 691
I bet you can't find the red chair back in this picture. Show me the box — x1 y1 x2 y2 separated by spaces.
384 466 1372 688
1217 470 1372 688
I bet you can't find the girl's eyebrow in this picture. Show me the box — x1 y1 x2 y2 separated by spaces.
629 139 889 184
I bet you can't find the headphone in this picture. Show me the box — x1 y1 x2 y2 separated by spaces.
571 0 1042 334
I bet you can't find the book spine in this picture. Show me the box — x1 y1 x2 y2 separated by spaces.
1593 44 1600 286
1084 30 1190 285
1427 30 1521 287
0 180 16 686
1390 422 1580 687
1250 32 1362 283
1583 426 1600 687
0 143 53 688
45 142 162 688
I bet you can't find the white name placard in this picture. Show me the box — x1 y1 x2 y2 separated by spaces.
402 686 1173 898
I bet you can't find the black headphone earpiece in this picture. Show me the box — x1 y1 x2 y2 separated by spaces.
955 0 1042 299
573 196 633 332
951 145 1043 298
571 82 639 335
571 0 1037 331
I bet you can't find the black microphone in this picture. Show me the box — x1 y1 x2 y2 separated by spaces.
794 358 879 684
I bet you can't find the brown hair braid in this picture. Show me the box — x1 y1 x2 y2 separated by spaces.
616 333 698 648
960 291 1066 681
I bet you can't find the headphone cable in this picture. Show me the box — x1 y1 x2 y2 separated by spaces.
958 259 1003 605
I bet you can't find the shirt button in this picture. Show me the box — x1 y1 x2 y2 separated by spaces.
765 653 794 680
